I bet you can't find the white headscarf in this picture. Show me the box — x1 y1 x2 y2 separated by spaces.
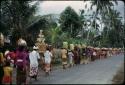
18 38 27 46
33 46 39 50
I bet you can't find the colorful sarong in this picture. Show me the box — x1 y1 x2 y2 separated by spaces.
45 63 51 72
29 66 38 77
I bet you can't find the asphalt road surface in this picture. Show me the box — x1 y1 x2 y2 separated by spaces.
13 53 124 84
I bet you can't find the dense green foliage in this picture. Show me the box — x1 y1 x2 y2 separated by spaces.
59 6 82 38
0 0 124 48
0 0 38 46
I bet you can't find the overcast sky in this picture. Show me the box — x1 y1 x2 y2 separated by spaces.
36 1 124 19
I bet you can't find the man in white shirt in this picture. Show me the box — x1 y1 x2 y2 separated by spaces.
29 46 40 80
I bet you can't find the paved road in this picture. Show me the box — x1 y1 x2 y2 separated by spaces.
13 54 124 84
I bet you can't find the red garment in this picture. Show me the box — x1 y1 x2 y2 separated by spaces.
2 75 12 84
6 52 16 65
73 51 79 64
6 52 16 60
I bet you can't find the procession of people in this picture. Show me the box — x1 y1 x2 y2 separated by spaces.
0 37 123 84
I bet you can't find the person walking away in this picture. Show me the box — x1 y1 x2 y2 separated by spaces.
44 47 53 76
89 48 93 62
0 52 5 85
48 45 53 71
73 46 79 65
29 46 40 80
77 47 81 64
15 46 29 85
107 49 110 57
2 60 13 85
85 47 90 64
81 47 86 64
61 48 68 69
68 50 74 67
92 49 96 61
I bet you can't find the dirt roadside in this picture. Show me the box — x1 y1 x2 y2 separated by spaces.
112 63 124 84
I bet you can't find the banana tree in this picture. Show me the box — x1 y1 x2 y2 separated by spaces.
47 27 61 46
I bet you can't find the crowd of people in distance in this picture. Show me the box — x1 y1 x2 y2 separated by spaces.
60 46 123 69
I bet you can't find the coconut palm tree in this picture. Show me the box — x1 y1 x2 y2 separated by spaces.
90 0 117 15
89 0 118 33
101 8 123 47
46 27 61 46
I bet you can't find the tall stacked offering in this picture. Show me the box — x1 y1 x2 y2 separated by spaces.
63 42 68 49
70 44 74 50
35 30 46 53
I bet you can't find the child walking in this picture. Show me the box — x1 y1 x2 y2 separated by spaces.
2 60 13 85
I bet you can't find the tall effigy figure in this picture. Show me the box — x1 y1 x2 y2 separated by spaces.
35 30 47 70
35 30 46 54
